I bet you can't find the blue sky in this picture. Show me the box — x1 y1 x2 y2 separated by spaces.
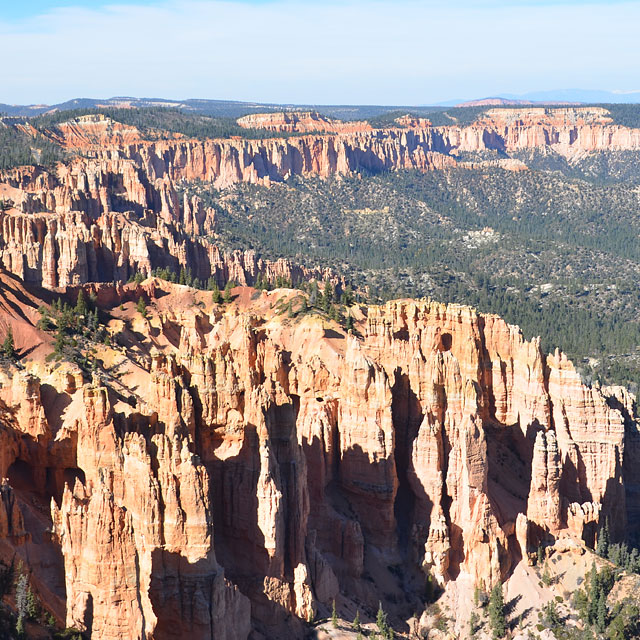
1 0 639 105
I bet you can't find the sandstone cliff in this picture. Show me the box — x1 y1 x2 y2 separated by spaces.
236 111 373 134
0 273 635 638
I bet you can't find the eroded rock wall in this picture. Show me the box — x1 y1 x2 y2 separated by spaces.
0 280 633 638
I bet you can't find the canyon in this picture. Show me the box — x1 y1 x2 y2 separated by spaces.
2 105 640 637
2 106 640 291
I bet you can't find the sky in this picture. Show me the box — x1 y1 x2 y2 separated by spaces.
1 0 639 105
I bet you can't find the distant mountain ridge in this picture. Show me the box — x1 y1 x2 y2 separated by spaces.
455 97 581 107
440 89 640 107
2 89 640 121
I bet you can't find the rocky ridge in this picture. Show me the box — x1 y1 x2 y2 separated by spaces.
2 106 640 289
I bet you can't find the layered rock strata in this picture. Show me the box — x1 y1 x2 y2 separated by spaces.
3 106 640 289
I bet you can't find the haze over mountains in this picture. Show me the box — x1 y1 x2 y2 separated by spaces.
2 88 640 120
437 88 640 106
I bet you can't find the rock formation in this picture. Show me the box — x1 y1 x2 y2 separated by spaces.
2 106 640 289
0 272 636 638
237 111 373 134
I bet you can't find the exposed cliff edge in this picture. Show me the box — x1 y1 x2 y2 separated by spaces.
0 271 637 638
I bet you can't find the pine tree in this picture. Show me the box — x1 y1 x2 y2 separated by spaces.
332 599 338 628
309 281 318 307
54 327 66 354
211 283 221 304
26 584 39 619
353 609 361 632
15 573 28 630
596 591 608 632
587 561 599 624
136 297 147 317
2 328 16 359
488 583 506 639
322 280 333 311
376 602 389 635
596 518 610 557
469 611 479 636
74 290 88 317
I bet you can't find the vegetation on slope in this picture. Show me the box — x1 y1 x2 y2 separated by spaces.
0 119 65 169
181 159 640 389
32 107 318 141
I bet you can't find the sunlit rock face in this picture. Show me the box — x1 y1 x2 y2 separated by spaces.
0 273 634 638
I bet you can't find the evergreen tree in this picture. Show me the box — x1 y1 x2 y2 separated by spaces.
587 562 599 624
488 583 506 639
332 599 338 628
136 297 147 317
2 329 16 359
596 592 608 632
376 602 389 636
353 609 361 632
309 281 319 307
223 281 234 303
74 290 88 317
322 280 333 311
596 518 610 557
15 573 28 632
469 611 479 636
54 327 66 354
26 585 39 619
341 284 354 306
211 283 221 304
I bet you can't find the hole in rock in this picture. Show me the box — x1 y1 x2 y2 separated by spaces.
440 333 452 352
64 467 86 490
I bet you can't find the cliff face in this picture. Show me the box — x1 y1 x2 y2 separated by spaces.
236 111 373 134
0 208 337 290
0 275 634 638
2 106 640 289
